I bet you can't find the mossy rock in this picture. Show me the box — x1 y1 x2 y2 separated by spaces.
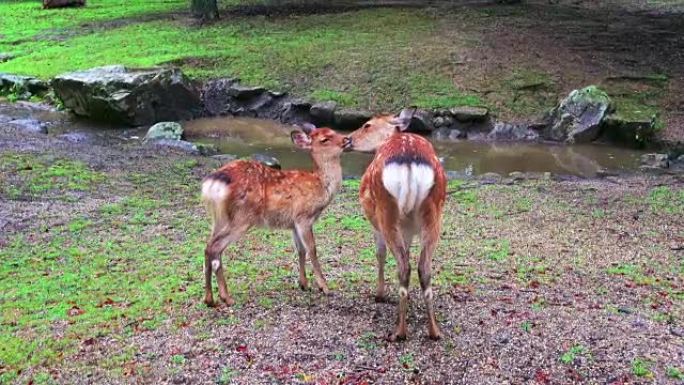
545 85 612 143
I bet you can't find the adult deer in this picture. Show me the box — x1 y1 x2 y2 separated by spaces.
201 124 346 307
344 109 446 341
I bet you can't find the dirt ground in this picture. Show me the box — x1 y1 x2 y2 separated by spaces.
1 104 683 384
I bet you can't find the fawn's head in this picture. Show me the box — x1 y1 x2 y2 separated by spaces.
291 124 347 160
343 108 415 153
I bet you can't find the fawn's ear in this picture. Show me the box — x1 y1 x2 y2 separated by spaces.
298 122 316 135
291 130 312 150
390 107 416 131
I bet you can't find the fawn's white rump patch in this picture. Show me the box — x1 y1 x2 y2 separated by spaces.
382 163 435 215
201 179 230 203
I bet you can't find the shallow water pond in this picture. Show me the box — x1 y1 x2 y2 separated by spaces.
184 116 646 178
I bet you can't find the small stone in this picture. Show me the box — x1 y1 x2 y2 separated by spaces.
9 118 48 134
404 108 434 132
450 106 489 122
195 143 218 156
333 109 372 131
251 153 281 169
146 139 199 154
488 122 539 141
480 172 502 184
670 326 684 337
310 101 337 126
432 127 465 141
508 171 525 181
280 99 313 124
639 153 669 169
433 116 446 128
144 122 183 141
0 53 14 63
58 132 91 143
227 84 266 99
212 154 238 163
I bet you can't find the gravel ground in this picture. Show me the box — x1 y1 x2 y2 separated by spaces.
1 114 683 384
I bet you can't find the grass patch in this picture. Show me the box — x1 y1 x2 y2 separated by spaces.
560 345 590 365
631 358 653 378
0 2 482 112
648 186 684 214
0 153 105 200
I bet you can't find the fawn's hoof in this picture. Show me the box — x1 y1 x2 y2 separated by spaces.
388 331 407 342
220 296 235 306
204 298 217 308
298 282 310 291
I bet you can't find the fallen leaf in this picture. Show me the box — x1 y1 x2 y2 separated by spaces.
67 306 85 317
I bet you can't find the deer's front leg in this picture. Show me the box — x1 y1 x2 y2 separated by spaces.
292 228 309 291
296 223 329 295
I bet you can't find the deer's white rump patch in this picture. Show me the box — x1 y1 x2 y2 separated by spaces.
382 163 434 215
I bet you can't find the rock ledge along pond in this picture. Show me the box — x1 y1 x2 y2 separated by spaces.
183 116 646 178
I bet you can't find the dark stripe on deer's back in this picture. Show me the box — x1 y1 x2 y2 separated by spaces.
385 154 430 167
206 172 232 184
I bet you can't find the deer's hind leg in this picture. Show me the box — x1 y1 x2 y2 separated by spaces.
204 221 250 307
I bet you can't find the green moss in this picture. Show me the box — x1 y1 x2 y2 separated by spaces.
569 85 611 105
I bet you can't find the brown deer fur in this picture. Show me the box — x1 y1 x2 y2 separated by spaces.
200 126 346 307
346 111 446 341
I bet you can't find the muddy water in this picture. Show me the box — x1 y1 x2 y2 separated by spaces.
184 116 645 178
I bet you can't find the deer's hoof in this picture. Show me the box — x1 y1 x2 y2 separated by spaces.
374 294 388 303
204 298 217 308
220 296 235 306
427 331 442 341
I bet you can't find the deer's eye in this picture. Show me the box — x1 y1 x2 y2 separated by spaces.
320 137 330 143
363 123 371 129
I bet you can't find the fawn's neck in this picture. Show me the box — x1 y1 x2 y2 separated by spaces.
311 153 343 198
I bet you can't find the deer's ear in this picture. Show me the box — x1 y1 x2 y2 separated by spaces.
291 130 312 150
298 123 316 135
390 108 415 131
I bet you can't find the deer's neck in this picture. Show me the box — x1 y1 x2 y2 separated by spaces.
311 154 343 198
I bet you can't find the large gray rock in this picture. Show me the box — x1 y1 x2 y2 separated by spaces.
488 122 539 141
334 109 372 131
144 122 183 141
545 86 612 143
51 65 201 126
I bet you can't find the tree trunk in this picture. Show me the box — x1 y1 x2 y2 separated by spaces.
43 0 85 9
191 0 219 20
